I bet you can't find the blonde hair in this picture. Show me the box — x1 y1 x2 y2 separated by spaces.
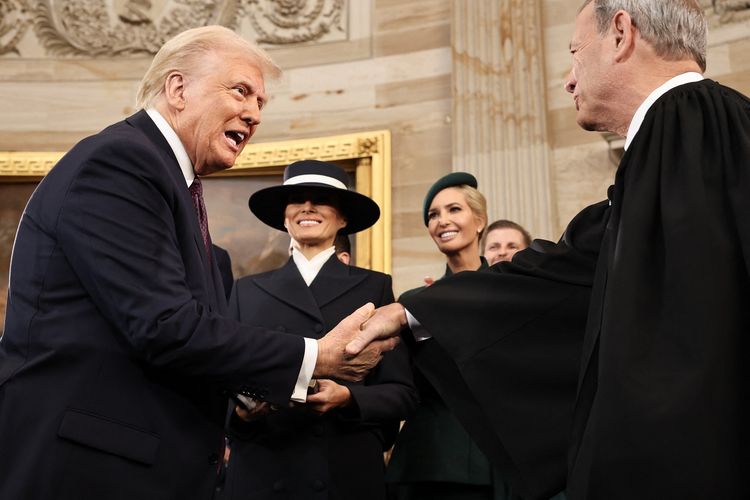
455 184 488 241
135 25 282 109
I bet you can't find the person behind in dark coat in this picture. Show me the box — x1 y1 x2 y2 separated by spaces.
347 1 750 499
224 160 418 500
0 26 397 500
388 172 535 500
213 244 234 300
482 220 531 266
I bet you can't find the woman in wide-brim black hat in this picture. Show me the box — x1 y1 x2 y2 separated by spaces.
249 159 380 252
224 160 417 500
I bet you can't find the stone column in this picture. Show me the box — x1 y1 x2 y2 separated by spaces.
451 0 555 239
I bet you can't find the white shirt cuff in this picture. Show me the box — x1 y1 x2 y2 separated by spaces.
291 337 318 402
405 308 431 341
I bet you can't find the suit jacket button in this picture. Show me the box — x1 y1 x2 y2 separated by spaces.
313 479 326 491
314 323 323 333
207 452 219 465
273 480 284 492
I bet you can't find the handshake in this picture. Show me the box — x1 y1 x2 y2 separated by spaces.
234 303 409 421
314 302 408 382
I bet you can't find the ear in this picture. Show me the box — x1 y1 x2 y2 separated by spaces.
339 218 348 231
164 71 187 111
611 10 636 63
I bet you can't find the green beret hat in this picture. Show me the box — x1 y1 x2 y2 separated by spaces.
422 172 478 226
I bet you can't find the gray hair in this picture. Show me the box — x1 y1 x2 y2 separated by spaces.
136 25 282 109
580 0 707 72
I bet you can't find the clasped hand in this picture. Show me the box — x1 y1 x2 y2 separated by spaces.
314 302 408 382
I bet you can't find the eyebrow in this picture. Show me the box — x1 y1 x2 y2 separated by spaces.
244 80 267 102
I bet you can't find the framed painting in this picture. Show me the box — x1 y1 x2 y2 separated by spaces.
0 129 392 333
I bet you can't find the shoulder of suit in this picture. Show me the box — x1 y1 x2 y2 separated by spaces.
66 120 161 172
398 285 426 301
237 265 284 285
347 265 391 281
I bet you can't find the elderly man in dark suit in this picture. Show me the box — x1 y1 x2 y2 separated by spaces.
0 26 395 500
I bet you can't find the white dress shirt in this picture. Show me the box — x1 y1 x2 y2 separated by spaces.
292 246 337 286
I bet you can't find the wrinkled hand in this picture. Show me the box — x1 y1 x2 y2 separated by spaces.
345 302 407 356
315 303 399 382
306 379 352 415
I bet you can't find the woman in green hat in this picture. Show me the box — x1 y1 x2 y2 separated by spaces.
386 172 514 500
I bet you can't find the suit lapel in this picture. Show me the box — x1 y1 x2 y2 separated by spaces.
309 256 368 309
253 259 324 323
126 110 221 311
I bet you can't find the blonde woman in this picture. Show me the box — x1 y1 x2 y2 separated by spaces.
386 172 513 500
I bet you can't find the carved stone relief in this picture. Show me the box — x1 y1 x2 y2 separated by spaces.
0 0 347 57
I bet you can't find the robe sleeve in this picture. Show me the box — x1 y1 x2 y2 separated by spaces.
400 200 609 500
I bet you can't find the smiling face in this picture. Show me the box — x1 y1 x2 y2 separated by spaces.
564 2 617 132
168 47 267 176
284 190 348 252
427 187 484 257
483 227 528 265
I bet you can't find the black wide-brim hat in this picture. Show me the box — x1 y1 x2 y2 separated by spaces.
249 160 381 235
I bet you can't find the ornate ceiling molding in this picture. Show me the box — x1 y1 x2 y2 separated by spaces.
0 0 347 57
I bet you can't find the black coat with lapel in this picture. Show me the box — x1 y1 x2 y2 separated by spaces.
225 256 418 500
0 111 305 500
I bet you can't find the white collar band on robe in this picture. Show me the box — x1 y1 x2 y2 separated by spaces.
624 72 704 151
146 108 195 186
292 246 337 286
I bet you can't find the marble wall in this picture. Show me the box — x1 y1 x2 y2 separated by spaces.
1 0 749 297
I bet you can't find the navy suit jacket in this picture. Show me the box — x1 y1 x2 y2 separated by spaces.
224 256 417 500
0 110 305 500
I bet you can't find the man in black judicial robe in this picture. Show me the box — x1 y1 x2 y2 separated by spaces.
349 1 750 499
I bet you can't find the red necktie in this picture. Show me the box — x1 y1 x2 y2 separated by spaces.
189 177 212 263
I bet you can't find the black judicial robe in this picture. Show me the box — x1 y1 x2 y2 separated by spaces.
400 79 750 500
